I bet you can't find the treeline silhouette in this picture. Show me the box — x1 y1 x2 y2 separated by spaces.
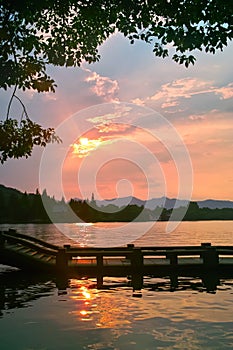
0 186 50 223
0 185 233 223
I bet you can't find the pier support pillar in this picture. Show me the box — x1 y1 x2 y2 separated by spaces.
131 248 143 291
167 252 178 265
170 274 178 291
202 273 219 292
56 247 68 273
96 254 104 289
0 232 5 248
202 247 219 267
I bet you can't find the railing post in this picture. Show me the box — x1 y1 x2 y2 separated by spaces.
96 254 104 289
166 251 178 265
8 228 17 235
56 247 68 273
202 246 219 267
0 231 5 248
201 242 211 248
131 248 143 291
127 244 134 248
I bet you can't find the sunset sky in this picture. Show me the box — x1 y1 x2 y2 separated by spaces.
1 33 233 201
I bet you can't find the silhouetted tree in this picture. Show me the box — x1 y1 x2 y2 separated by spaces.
0 0 232 161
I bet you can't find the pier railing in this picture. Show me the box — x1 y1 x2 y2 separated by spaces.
1 229 233 290
0 229 59 255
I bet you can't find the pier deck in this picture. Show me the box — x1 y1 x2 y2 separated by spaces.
1 229 233 290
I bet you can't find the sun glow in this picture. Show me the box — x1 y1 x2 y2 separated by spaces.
72 137 103 158
80 137 89 146
81 286 91 300
80 310 88 316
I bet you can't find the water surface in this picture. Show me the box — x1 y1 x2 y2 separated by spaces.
0 221 233 349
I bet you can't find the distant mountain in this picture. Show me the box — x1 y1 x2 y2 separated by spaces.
145 197 189 210
2 184 233 210
96 196 189 210
96 195 233 210
95 196 145 208
96 197 188 210
197 199 233 209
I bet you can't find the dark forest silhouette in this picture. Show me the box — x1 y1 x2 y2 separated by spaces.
0 184 233 224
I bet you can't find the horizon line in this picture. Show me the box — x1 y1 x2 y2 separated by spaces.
1 183 233 203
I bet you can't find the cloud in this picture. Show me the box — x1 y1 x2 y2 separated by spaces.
161 100 179 108
96 123 134 135
188 114 205 121
149 78 214 106
83 68 119 102
131 98 146 107
215 83 233 100
132 78 233 114
24 90 57 101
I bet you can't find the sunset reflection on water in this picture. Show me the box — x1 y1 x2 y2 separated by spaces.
0 272 233 349
68 278 134 329
64 276 233 332
1 221 233 349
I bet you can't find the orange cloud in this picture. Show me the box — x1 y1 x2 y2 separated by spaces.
96 123 133 136
71 137 104 158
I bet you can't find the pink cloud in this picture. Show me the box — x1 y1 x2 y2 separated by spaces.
96 123 134 136
150 78 214 106
131 98 145 106
161 100 179 108
188 114 205 121
215 83 233 99
132 78 233 112
84 68 119 102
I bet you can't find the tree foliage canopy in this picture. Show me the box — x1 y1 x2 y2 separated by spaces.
0 0 232 161
1 0 232 92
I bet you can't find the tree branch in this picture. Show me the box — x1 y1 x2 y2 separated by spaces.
6 84 18 120
14 95 30 120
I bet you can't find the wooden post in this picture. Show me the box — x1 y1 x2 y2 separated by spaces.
96 254 104 289
201 242 211 247
0 231 5 249
202 247 219 267
56 245 69 292
170 274 178 291
167 252 178 265
64 245 71 261
127 244 134 248
131 248 143 291
202 273 219 292
8 228 17 234
56 247 68 273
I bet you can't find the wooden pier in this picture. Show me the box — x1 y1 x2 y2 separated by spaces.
1 229 233 290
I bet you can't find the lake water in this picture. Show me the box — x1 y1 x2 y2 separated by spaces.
0 221 233 349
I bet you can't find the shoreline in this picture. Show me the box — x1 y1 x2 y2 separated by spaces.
1 218 233 225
